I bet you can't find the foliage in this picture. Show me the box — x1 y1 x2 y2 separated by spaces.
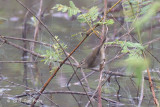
41 36 67 64
107 40 145 57
108 40 148 85
125 56 148 85
134 1 160 30
122 0 153 22
71 32 83 37
52 1 114 25
52 1 81 17
96 19 114 25
0 17 7 24
28 16 38 27
77 6 99 23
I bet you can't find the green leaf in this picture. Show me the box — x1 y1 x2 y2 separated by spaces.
61 6 68 12
88 6 98 21
52 4 68 12
124 42 144 50
122 0 153 22
51 1 80 17
41 36 67 64
0 17 7 24
106 41 145 56
77 6 98 23
125 56 148 85
28 16 38 27
106 19 114 25
68 8 72 17
96 19 114 25
134 1 160 30
69 1 76 9
122 46 129 53
77 14 87 23
71 32 83 37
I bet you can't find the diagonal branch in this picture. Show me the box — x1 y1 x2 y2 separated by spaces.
0 37 43 58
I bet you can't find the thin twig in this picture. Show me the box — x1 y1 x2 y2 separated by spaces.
15 90 123 104
115 76 120 102
143 53 159 107
0 35 54 47
1 35 79 64
138 71 144 107
1 77 58 106
80 68 91 92
0 61 39 63
97 0 107 106
0 37 43 58
30 0 42 61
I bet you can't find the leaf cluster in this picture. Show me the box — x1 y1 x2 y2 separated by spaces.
0 17 7 24
52 1 114 25
125 56 148 85
122 0 153 22
108 40 148 85
52 1 81 17
28 16 38 27
41 36 67 64
107 40 145 57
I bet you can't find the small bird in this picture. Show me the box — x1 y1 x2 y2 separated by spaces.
80 36 106 68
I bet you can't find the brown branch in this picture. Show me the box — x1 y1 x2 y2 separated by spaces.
61 61 160 83
0 35 53 47
30 0 43 61
31 30 92 106
0 61 39 63
144 36 160 46
143 53 159 107
0 37 43 58
14 91 123 105
1 35 79 64
147 68 159 106
98 0 108 106
1 77 57 106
